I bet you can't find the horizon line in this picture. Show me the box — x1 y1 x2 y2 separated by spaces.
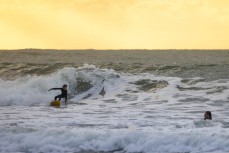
1 48 229 51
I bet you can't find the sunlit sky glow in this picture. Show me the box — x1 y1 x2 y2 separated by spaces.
1 0 229 49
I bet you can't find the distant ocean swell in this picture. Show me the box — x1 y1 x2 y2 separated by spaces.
0 62 229 81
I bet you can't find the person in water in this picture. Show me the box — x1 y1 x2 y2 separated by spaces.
204 111 212 120
49 84 68 105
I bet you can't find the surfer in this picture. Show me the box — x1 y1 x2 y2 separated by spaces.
204 111 212 120
48 84 68 105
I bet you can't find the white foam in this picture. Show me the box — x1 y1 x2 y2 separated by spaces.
1 126 229 153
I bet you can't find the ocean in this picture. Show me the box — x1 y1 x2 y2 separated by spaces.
0 50 229 153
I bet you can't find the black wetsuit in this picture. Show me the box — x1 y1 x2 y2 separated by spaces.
49 88 67 102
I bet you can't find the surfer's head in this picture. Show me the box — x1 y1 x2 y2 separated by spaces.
63 84 67 90
204 111 212 120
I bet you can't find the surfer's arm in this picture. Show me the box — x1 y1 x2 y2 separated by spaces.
48 88 62 91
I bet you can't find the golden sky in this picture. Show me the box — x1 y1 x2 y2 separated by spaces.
1 0 229 49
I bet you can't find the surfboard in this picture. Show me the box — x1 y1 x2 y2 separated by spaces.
50 100 61 107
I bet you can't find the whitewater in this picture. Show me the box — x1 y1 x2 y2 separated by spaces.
0 50 229 153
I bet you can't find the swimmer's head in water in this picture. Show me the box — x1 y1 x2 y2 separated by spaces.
204 111 212 120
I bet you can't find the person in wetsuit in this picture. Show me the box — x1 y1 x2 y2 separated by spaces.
49 84 68 105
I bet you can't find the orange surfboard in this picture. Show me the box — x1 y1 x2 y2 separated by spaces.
50 100 61 107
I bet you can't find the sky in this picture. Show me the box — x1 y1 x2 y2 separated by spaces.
1 0 229 49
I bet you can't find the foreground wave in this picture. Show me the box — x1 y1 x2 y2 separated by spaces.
1 125 229 153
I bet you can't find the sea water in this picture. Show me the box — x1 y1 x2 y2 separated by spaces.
0 50 229 153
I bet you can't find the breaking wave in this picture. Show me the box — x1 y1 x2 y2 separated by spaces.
0 64 228 107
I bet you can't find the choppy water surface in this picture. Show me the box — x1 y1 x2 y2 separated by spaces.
0 50 229 153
